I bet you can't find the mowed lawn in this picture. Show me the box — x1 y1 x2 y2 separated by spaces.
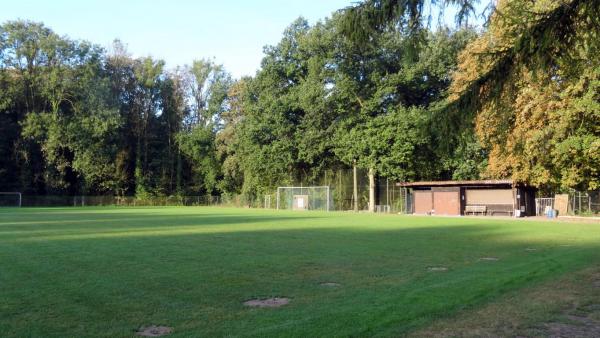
1 207 600 337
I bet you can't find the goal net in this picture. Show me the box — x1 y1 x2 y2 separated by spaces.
0 192 22 207
276 186 330 211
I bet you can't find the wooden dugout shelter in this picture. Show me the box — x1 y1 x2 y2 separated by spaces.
397 180 536 217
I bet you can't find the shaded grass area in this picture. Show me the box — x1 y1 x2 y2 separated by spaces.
1 207 600 337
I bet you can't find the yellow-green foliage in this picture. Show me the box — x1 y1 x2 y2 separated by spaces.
450 0 600 190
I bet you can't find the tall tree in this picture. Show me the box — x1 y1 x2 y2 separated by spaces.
177 59 232 194
225 15 477 199
340 0 489 44
449 0 600 190
1 21 122 194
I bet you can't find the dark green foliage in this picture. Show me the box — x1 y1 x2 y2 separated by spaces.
0 21 230 197
339 0 486 47
0 14 481 199
335 106 433 180
5 0 593 197
222 15 479 197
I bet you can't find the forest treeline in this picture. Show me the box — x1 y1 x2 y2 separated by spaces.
1 0 598 199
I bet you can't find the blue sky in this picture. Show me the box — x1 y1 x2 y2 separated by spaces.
0 0 354 78
1 1 488 78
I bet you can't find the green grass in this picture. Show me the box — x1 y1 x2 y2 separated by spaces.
1 207 600 337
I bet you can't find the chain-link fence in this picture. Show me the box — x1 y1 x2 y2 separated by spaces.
275 186 330 211
274 169 410 213
0 194 269 208
1 169 413 213
569 190 600 215
534 191 600 216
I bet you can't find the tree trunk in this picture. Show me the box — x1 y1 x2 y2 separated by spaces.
369 168 375 213
353 160 358 212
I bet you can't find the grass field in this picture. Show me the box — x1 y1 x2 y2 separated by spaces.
1 207 600 337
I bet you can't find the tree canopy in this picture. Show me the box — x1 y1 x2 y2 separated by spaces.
0 0 598 199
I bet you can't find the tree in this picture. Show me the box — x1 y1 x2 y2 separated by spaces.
1 21 122 194
158 69 187 194
331 25 477 181
334 106 432 181
215 78 249 193
449 0 600 190
183 59 230 128
223 14 478 202
177 59 232 195
0 21 237 198
340 0 489 44
342 0 600 190
227 18 312 198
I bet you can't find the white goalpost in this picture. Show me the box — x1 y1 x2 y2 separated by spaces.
0 192 22 207
264 195 271 209
276 186 330 211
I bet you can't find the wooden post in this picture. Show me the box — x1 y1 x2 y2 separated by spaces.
353 160 358 212
369 168 375 212
386 178 390 207
512 185 517 217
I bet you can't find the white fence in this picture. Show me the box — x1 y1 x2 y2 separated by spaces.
535 198 554 216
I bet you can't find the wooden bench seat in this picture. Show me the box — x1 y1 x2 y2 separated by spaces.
490 209 514 216
465 205 487 216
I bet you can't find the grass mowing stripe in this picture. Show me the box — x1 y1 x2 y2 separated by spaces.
1 207 599 337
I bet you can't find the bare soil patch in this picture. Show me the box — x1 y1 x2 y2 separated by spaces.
320 282 341 287
542 314 600 337
136 325 172 337
479 257 499 261
525 248 537 252
243 297 290 308
428 267 448 272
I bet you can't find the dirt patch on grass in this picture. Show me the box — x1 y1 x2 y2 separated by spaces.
320 282 341 287
525 303 600 337
525 248 537 252
479 257 499 261
428 267 448 272
136 325 172 337
409 268 600 338
541 313 600 337
243 297 290 308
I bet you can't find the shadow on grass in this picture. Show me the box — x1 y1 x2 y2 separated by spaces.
1 211 600 337
0 212 325 232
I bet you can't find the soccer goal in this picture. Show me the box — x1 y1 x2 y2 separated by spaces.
0 192 22 207
276 186 330 211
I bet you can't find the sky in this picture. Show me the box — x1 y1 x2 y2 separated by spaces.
0 0 355 78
